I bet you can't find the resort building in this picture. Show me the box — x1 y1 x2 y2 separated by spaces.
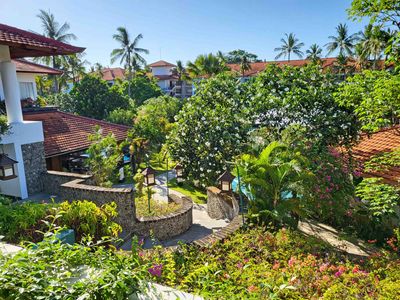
95 67 125 86
148 60 192 98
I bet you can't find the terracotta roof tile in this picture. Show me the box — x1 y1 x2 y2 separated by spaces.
13 59 62 75
0 23 85 58
227 58 371 77
350 126 400 185
23 108 130 157
99 67 126 81
148 60 176 68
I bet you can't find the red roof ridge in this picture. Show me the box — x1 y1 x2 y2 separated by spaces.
13 58 63 75
148 60 176 67
0 23 85 58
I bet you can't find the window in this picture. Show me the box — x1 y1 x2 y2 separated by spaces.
19 82 35 100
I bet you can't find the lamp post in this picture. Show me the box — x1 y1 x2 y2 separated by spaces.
142 166 156 213
174 163 184 185
224 162 246 225
217 170 235 192
0 154 18 180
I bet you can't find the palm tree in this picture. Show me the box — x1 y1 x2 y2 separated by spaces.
37 9 77 92
64 53 87 84
239 54 252 77
236 141 310 227
325 23 359 57
171 60 186 81
186 53 227 78
274 33 304 61
358 25 388 69
110 27 149 97
90 62 104 77
305 44 323 64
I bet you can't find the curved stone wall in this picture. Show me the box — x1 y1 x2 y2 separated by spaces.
134 194 193 240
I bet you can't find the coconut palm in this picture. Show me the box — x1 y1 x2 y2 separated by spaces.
358 25 388 69
110 27 149 96
236 141 311 227
171 60 186 81
306 44 323 64
325 23 359 56
274 33 304 61
239 53 252 77
37 9 77 92
186 53 227 78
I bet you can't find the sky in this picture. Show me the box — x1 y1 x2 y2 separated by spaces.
0 0 368 68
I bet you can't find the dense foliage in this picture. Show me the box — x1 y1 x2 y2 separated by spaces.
70 75 129 120
0 200 121 244
0 232 149 299
144 226 400 299
169 73 251 186
251 64 358 148
117 75 162 107
132 95 181 151
86 127 121 187
335 70 400 132
237 142 313 228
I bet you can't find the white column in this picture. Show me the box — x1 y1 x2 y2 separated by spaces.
0 61 23 123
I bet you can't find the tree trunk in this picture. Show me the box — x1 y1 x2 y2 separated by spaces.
52 56 59 93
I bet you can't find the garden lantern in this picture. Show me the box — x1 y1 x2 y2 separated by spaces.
174 163 184 183
217 170 235 192
0 154 18 180
142 167 156 186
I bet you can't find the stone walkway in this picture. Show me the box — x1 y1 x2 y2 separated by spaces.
298 220 375 257
121 170 230 250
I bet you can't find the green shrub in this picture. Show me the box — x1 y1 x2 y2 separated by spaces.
56 200 122 242
0 232 149 299
0 200 122 244
0 201 54 243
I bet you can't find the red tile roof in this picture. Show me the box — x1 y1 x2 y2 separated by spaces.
0 23 85 59
350 126 400 185
227 58 338 77
23 108 130 157
13 59 62 75
148 60 176 68
99 67 126 81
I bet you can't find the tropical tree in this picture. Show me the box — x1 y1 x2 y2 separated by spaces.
239 53 252 77
236 141 312 227
36 9 77 92
305 44 323 64
186 53 228 78
110 27 149 96
358 25 388 68
348 0 400 70
60 53 87 86
274 33 304 61
171 60 187 81
325 23 359 56
224 49 259 63
90 62 104 77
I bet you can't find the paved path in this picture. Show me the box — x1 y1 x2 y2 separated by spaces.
298 220 376 257
121 171 230 250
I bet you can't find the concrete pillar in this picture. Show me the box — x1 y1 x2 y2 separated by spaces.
0 61 23 123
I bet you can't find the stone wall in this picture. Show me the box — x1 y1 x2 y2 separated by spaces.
134 194 193 240
21 142 47 195
43 171 136 232
206 186 239 220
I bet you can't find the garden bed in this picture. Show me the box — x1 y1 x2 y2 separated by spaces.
142 226 400 299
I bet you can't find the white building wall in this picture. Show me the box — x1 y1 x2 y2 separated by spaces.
0 72 38 100
151 66 172 76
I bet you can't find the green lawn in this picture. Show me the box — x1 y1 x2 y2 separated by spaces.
168 178 207 204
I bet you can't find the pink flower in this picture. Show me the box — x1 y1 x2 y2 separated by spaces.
236 262 243 269
335 270 344 277
148 264 163 277
288 257 296 267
